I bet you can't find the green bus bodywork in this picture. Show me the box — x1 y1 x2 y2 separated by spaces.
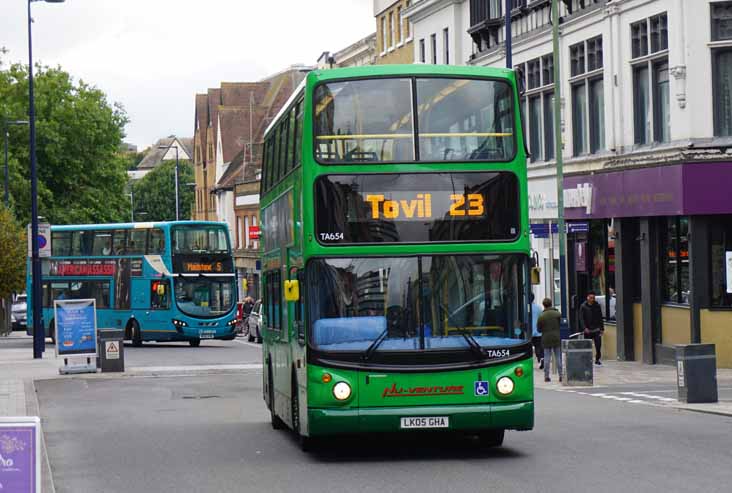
260 65 533 446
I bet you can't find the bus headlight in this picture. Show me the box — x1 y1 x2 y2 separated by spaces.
172 319 188 328
332 382 352 401
496 377 515 395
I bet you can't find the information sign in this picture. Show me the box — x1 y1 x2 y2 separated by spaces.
53 299 98 357
0 416 41 493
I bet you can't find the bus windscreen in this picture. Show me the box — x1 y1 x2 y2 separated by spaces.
314 172 520 244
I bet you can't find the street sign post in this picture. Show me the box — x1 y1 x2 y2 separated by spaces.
0 416 41 493
27 222 51 258
54 298 98 374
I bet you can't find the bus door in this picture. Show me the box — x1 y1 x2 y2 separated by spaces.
146 279 172 333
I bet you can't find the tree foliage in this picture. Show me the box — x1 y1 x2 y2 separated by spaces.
0 63 130 225
0 206 26 299
131 160 194 222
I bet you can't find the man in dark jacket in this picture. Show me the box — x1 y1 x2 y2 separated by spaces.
580 291 604 365
537 298 562 382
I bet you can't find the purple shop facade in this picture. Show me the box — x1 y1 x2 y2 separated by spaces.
563 162 732 220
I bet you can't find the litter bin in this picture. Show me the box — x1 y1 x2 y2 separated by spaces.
97 328 125 373
561 338 593 386
676 344 717 403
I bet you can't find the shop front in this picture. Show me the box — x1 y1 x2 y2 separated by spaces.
564 163 732 367
528 175 560 306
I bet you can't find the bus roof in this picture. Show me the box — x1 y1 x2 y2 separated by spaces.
50 220 227 231
308 63 515 82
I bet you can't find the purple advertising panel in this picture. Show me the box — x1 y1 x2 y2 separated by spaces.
0 417 40 493
564 163 732 219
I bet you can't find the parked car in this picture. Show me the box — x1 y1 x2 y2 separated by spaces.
11 294 27 331
246 300 263 343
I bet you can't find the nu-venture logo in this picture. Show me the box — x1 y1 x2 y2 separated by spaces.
382 383 464 398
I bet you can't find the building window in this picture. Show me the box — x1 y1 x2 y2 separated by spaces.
431 33 437 64
381 16 387 53
572 84 588 155
631 12 669 145
589 220 616 321
522 54 555 163
443 28 449 64
713 4 732 136
712 2 732 41
662 216 690 305
389 12 395 48
570 42 585 77
570 37 604 156
589 78 605 153
397 7 403 44
710 215 732 308
527 58 541 90
419 38 426 62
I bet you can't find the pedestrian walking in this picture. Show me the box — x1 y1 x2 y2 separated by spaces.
530 293 544 369
537 298 562 382
580 291 604 365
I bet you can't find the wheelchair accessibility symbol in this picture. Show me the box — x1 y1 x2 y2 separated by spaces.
474 380 489 396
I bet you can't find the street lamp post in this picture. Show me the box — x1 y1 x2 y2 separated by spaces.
158 142 180 221
127 191 134 222
3 119 29 207
28 0 66 359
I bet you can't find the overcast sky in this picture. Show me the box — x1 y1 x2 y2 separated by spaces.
1 0 374 150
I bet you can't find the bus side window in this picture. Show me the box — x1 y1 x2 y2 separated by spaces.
51 231 72 256
151 280 170 309
113 230 127 255
128 229 147 255
294 99 303 167
149 228 165 254
93 231 113 256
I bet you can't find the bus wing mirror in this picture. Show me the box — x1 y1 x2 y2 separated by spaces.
284 279 300 302
531 267 541 285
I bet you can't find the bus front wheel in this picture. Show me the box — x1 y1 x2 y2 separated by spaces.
189 339 201 347
479 429 505 448
130 320 142 347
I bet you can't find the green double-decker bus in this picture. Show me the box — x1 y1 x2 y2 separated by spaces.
260 64 532 449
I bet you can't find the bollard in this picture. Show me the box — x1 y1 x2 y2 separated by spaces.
561 339 593 386
676 344 718 403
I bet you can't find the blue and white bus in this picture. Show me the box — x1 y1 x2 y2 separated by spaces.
27 221 239 347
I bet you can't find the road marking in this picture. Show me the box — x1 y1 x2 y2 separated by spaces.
232 339 262 349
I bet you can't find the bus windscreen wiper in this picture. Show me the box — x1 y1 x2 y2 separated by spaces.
363 328 389 361
459 330 485 359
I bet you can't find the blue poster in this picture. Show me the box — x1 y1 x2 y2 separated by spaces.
54 300 97 356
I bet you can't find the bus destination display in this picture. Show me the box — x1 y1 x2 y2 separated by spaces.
315 172 520 244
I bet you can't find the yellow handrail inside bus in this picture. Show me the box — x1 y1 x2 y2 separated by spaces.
316 132 513 140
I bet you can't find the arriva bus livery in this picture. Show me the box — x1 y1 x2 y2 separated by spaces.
26 221 238 347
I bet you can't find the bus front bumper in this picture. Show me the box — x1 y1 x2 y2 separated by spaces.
307 401 533 437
